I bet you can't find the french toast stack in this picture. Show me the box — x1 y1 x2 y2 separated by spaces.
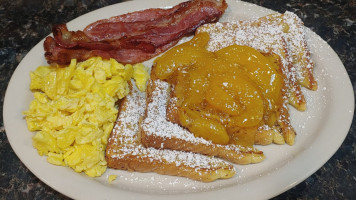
106 84 236 182
195 11 317 145
106 12 316 181
197 11 317 111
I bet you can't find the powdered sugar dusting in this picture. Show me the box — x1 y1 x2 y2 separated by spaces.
142 80 212 145
282 12 315 83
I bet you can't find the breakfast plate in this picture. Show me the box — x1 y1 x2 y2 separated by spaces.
3 0 354 199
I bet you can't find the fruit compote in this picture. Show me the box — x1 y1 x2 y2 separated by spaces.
153 32 284 147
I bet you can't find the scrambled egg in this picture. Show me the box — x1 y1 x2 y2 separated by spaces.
108 174 118 183
133 63 149 91
23 57 149 177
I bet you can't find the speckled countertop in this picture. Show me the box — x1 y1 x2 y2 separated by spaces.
0 0 355 199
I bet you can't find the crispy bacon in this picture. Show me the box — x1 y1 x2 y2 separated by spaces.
44 0 227 65
44 36 180 64
83 0 227 42
52 24 155 52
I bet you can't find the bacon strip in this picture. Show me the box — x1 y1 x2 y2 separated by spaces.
83 0 227 42
44 36 180 64
44 0 227 65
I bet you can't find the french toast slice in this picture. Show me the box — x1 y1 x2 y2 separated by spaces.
105 83 236 182
196 12 315 111
258 11 317 91
140 78 265 164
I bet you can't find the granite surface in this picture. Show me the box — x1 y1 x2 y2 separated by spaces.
0 0 355 199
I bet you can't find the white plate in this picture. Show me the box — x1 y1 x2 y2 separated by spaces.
3 0 354 199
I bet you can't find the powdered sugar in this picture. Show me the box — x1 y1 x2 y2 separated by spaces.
142 80 212 145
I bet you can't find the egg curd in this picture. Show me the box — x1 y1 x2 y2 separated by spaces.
23 57 149 177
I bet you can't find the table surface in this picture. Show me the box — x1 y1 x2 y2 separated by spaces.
0 0 355 199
